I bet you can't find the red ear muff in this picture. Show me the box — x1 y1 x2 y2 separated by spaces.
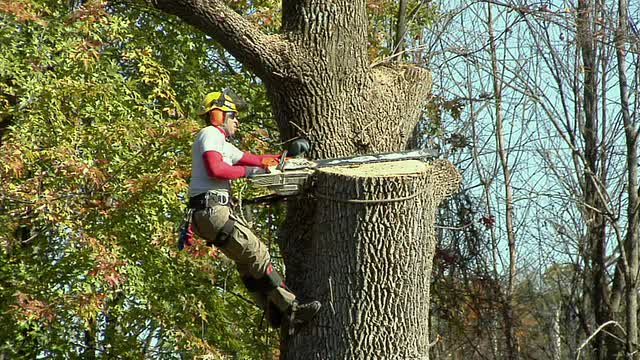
210 109 225 126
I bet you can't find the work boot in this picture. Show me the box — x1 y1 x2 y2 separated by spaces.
287 300 321 335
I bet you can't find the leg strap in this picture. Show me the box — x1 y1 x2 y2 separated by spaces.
207 218 235 247
240 274 285 328
241 263 286 293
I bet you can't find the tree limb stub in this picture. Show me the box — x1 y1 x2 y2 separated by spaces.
148 0 291 79
357 66 432 152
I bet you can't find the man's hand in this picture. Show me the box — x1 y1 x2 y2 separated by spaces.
260 157 279 168
245 166 267 177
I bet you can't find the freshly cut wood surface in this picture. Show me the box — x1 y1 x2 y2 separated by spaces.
319 159 428 178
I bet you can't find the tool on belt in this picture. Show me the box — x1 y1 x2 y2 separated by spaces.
177 208 194 250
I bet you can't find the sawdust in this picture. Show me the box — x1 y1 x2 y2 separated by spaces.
319 160 429 178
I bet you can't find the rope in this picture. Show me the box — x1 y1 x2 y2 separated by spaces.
314 187 430 204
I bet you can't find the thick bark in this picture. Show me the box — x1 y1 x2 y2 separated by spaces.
281 160 459 359
271 0 431 156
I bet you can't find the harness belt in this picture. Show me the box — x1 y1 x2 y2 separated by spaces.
188 191 230 208
241 263 286 293
188 191 234 247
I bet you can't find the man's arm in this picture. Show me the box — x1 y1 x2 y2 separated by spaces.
235 152 280 167
199 128 262 180
203 151 247 180
203 150 267 179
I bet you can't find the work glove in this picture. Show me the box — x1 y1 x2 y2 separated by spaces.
260 157 280 168
245 166 267 177
287 138 310 157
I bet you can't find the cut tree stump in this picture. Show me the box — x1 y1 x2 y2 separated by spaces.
284 159 461 360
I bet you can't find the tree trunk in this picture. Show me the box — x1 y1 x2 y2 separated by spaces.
281 160 459 359
576 0 620 357
83 317 97 360
550 304 562 360
147 1 452 358
394 0 408 61
486 4 518 358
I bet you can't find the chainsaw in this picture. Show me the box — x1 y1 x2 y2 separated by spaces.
247 139 439 196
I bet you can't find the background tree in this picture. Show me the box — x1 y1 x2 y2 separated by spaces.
420 0 639 358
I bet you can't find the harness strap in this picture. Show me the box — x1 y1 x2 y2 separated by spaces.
207 218 235 247
241 263 286 293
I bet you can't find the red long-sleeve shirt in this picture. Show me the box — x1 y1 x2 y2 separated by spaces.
202 151 278 180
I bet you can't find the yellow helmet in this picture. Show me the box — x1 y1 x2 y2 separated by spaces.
197 91 238 116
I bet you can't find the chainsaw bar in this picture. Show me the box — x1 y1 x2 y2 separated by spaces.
248 149 439 196
284 148 439 170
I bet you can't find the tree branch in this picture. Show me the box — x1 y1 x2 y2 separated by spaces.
147 0 292 79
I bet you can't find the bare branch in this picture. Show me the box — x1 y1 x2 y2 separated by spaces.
575 320 626 359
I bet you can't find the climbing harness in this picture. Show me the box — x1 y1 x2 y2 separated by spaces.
178 190 232 250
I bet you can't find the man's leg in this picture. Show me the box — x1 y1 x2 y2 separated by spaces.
238 264 284 327
221 217 321 330
192 207 320 328
223 216 296 312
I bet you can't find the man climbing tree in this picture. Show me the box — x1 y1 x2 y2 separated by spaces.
148 1 461 359
182 90 321 331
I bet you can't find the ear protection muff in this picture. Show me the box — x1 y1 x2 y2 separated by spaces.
210 109 225 126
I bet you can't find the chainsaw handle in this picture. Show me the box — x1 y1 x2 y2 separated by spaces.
276 150 288 171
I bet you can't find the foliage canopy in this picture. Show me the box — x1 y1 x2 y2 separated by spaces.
0 0 282 358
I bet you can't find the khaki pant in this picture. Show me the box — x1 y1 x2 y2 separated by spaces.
191 205 296 312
